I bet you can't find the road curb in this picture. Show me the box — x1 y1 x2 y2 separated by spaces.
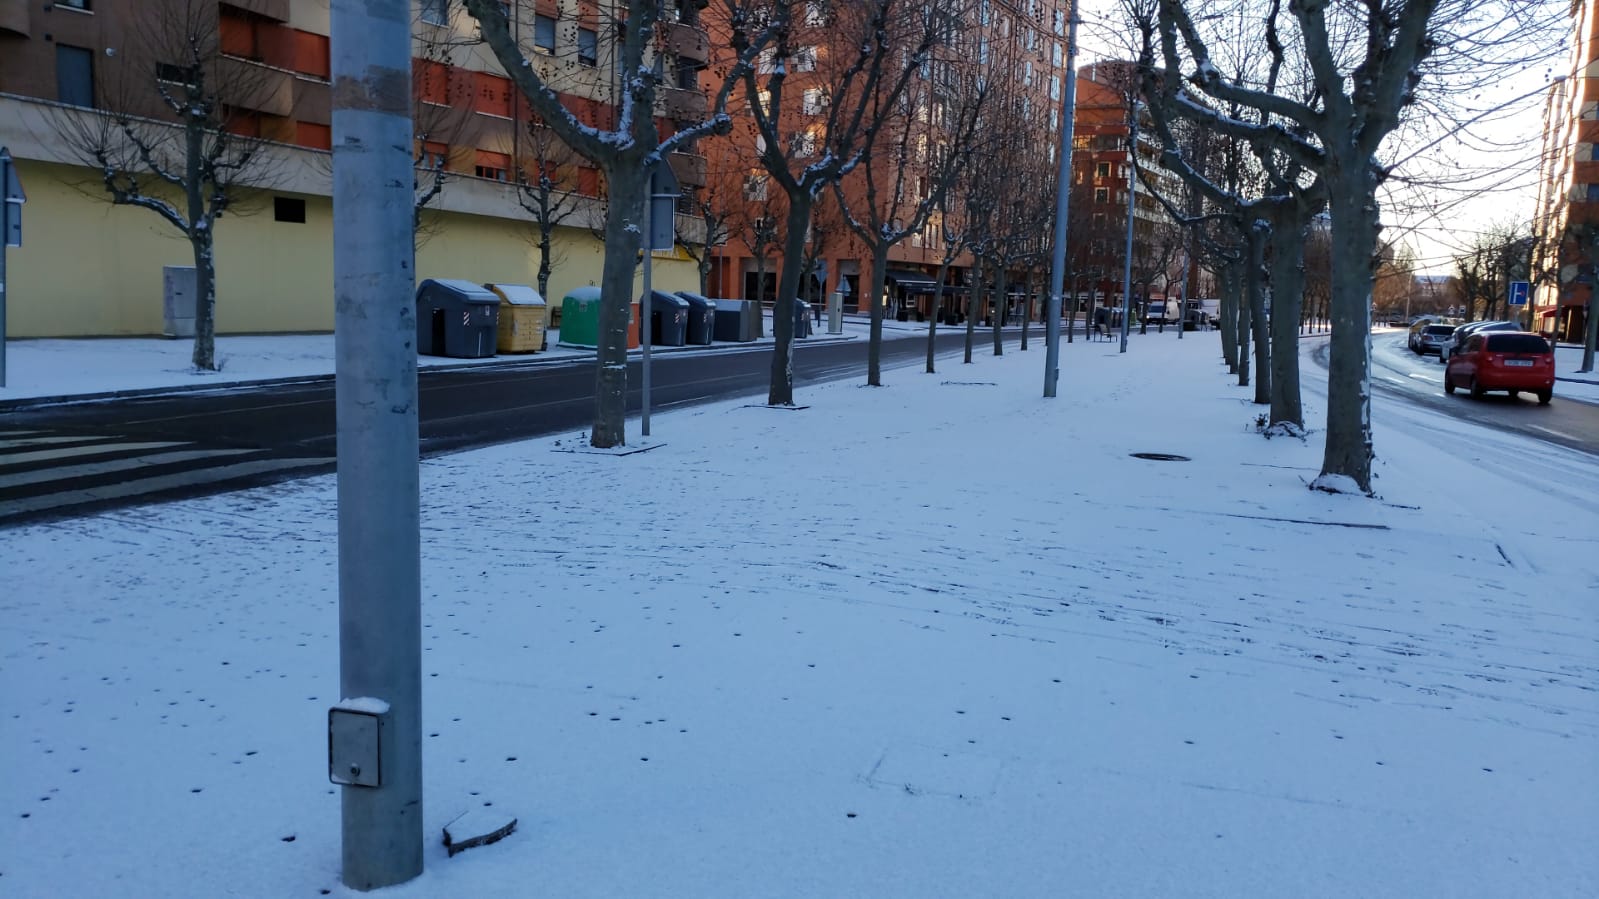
0 332 859 412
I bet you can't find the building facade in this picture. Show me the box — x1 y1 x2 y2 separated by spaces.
0 0 707 337
700 0 1074 319
1532 0 1598 343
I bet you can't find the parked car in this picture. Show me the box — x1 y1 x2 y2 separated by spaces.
1444 331 1554 404
1440 320 1518 361
1407 316 1441 351
1414 324 1457 356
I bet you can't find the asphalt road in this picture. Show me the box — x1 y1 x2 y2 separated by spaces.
0 329 1018 523
1335 332 1599 457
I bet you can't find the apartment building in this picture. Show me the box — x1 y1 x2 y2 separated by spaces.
1532 0 1598 344
1066 60 1184 314
0 0 708 337
700 0 1074 318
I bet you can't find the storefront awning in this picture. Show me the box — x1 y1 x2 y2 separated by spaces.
886 270 940 294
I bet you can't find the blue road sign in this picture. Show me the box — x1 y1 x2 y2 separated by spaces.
1508 280 1529 306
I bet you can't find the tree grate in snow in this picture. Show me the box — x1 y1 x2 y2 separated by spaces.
1130 452 1191 462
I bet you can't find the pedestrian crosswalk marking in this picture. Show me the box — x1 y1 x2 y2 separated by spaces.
0 435 99 450
0 447 258 491
2 440 186 466
1 457 328 519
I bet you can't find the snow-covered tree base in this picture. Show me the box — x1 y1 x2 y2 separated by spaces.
1263 421 1306 440
1308 473 1369 496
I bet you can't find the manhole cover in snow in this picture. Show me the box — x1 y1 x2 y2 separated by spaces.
1130 452 1190 462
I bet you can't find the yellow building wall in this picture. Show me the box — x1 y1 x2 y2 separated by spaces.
4 159 699 337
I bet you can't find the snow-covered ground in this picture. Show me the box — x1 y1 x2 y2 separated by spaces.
2 331 1595 897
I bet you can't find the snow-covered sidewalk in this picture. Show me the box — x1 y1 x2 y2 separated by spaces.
2 332 1595 897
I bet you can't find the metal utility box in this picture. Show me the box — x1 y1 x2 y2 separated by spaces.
793 299 813 339
647 290 689 347
328 703 386 788
674 291 717 345
557 285 639 350
486 283 547 354
712 298 759 343
162 265 197 338
416 278 499 358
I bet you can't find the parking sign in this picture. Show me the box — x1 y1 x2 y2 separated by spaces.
1507 281 1529 306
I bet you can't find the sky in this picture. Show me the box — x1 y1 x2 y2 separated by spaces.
1070 0 1567 276
1 325 1596 896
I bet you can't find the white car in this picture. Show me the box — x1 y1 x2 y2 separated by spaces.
1439 320 1518 362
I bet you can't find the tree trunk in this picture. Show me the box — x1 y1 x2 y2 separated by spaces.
768 193 814 405
1267 211 1306 429
867 241 891 386
1066 274 1077 343
590 162 647 448
991 264 1006 356
190 230 218 371
964 256 983 364
1247 224 1270 405
1219 264 1239 371
1020 270 1034 351
1580 292 1598 372
926 258 951 374
537 228 553 300
1317 167 1378 493
699 255 711 296
755 254 767 339
186 117 216 371
1234 262 1250 387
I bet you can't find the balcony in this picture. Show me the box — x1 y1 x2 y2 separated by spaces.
219 55 295 117
0 0 29 38
662 21 709 65
659 85 707 120
667 151 707 188
224 0 290 23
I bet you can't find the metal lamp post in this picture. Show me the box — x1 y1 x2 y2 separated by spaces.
1044 12 1080 397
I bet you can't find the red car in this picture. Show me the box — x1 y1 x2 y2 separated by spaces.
1444 331 1555 404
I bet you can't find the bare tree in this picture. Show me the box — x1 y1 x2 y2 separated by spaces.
835 45 985 385
725 0 961 405
515 121 585 301
53 0 279 370
465 0 771 447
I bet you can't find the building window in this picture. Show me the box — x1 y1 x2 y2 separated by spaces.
1096 161 1110 178
58 0 92 10
743 173 768 201
676 56 699 90
273 197 307 223
802 87 827 115
534 14 556 52
421 0 448 25
577 28 598 66
792 46 816 72
1094 187 1110 204
475 150 510 182
56 45 95 108
1587 183 1599 202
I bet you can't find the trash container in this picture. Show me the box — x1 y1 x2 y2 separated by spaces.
485 283 547 354
416 278 499 358
793 299 812 338
674 291 717 345
646 290 689 347
712 298 759 342
558 286 640 350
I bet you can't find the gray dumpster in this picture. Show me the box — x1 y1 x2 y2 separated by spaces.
416 278 499 358
646 290 689 347
713 298 759 342
674 291 717 345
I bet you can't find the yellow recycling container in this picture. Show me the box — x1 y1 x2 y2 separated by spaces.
485 283 548 354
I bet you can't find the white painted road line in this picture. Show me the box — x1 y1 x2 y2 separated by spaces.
0 457 329 518
0 441 187 466
0 435 96 450
0 448 258 490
